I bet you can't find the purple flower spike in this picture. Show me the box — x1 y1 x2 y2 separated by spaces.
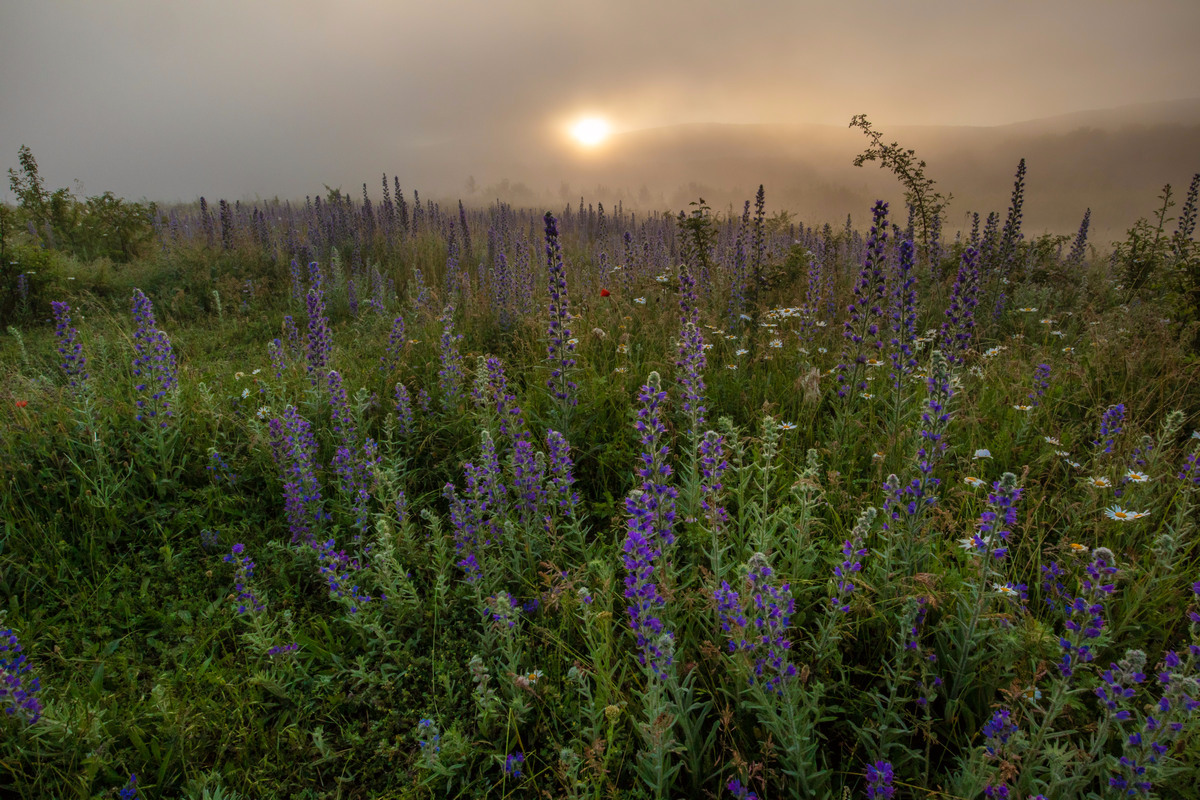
623 372 677 679
51 301 88 396
131 288 178 427
544 212 577 409
223 543 265 615
865 760 895 799
0 626 43 725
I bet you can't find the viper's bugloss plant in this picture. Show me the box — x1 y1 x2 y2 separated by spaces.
51 300 88 395
544 212 577 415
437 305 465 410
940 247 979 363
837 201 889 400
624 372 677 680
223 543 264 615
268 405 326 546
131 288 177 427
305 285 332 388
0 626 42 725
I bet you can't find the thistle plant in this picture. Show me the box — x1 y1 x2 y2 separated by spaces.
887 236 918 393
130 288 180 492
53 300 128 506
393 382 414 439
817 506 877 660
1066 208 1091 268
221 542 296 659
698 430 732 579
1017 547 1121 795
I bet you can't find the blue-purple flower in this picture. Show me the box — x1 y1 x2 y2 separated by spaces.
223 543 264 615
131 288 178 427
544 212 577 409
864 759 895 799
0 626 42 725
51 301 88 395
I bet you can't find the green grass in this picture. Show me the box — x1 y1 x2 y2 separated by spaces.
1 216 1199 800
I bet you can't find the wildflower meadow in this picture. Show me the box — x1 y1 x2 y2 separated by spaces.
2 146 1200 799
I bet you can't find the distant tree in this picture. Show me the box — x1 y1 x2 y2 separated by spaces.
7 145 154 262
849 115 950 249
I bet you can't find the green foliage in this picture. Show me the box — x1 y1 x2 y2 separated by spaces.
4 183 1200 800
6 145 156 266
1115 183 1176 299
1113 175 1200 347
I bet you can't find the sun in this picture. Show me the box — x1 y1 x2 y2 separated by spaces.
570 117 611 147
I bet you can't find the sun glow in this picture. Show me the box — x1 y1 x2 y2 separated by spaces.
570 117 611 147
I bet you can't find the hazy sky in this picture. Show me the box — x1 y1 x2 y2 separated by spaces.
2 0 1198 202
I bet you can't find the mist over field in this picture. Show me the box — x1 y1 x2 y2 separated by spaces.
3 1 1200 243
426 97 1200 242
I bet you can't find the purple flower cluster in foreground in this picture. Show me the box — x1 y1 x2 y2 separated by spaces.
1043 547 1119 678
130 288 177 426
0 627 42 725
830 507 876 613
726 777 758 800
623 375 677 679
268 406 326 547
714 553 797 695
51 301 88 395
305 277 332 388
1094 404 1126 455
223 543 264 615
865 760 895 799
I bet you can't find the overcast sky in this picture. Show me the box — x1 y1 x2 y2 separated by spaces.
2 0 1198 202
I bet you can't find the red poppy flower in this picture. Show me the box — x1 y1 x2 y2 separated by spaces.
15 400 28 408
600 288 610 297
